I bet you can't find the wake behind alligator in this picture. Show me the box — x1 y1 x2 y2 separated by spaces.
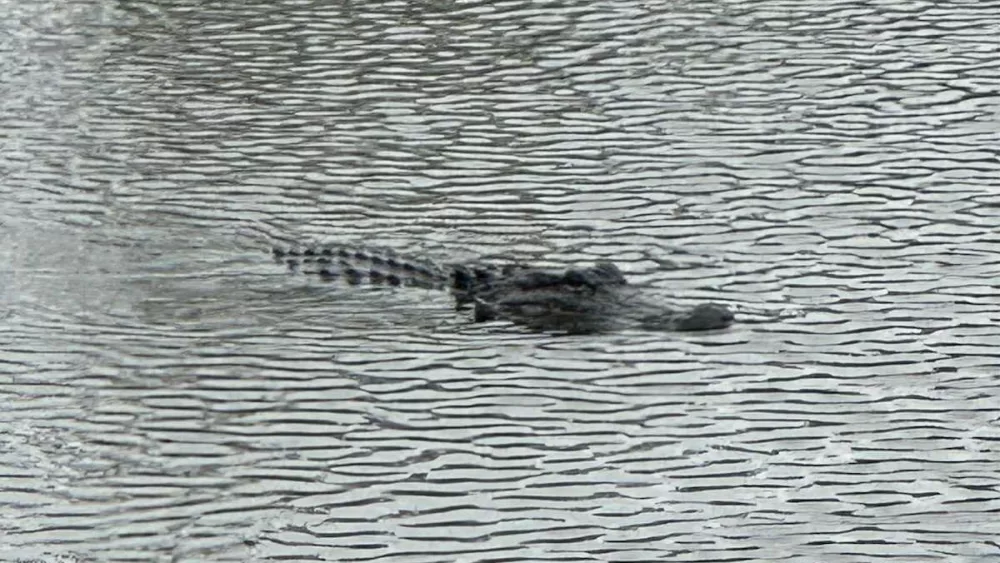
272 244 734 334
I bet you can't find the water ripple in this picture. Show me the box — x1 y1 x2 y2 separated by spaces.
4 0 1000 561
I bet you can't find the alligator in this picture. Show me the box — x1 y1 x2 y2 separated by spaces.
272 245 734 333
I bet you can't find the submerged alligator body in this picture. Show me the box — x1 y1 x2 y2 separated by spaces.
273 245 733 333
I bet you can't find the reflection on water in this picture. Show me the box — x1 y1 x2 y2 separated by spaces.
3 0 1000 561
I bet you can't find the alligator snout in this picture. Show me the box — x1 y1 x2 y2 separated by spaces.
645 302 734 331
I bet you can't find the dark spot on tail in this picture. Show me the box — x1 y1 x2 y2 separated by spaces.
345 267 364 285
413 265 435 278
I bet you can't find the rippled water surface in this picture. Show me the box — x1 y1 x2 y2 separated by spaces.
3 0 1000 561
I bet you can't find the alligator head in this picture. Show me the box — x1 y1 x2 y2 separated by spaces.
454 261 734 334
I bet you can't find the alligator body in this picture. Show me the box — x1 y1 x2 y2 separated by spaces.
273 245 733 333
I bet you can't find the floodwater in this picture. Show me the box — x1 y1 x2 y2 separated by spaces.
3 0 1000 561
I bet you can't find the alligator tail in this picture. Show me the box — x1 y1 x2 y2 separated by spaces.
272 245 453 288
272 243 511 296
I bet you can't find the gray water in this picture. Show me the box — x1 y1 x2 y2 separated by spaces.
3 0 1000 561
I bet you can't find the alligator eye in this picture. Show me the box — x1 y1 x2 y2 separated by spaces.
563 270 587 286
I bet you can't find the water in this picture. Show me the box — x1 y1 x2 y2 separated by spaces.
2 0 1000 561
